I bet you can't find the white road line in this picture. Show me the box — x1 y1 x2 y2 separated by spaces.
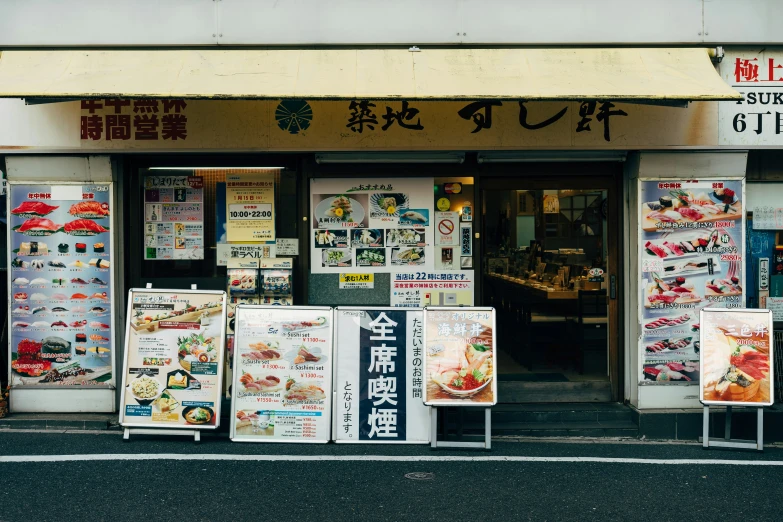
1 454 782 465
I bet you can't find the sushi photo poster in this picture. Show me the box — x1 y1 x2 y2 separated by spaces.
333 308 431 444
638 179 746 385
230 306 333 443
699 308 773 406
310 178 434 274
8 183 115 388
119 289 227 429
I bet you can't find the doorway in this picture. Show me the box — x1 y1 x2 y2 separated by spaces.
480 166 622 402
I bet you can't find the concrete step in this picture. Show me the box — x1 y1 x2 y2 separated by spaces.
0 413 118 431
436 402 638 438
498 380 612 403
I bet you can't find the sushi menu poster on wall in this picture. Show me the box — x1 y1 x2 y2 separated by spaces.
638 180 745 385
8 183 114 387
143 175 204 261
333 308 431 443
230 306 332 443
119 289 226 429
310 178 435 274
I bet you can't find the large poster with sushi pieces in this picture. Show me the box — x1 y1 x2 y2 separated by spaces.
230 306 333 443
7 183 115 388
423 307 496 407
639 179 746 385
333 308 431 443
119 289 227 429
699 308 773 406
310 178 434 274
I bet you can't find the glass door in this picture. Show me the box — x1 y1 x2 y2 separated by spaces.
481 171 621 402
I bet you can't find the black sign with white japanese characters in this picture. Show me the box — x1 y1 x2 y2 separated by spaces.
334 308 430 443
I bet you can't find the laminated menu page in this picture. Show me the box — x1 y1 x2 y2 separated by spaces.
119 289 227 429
230 306 332 443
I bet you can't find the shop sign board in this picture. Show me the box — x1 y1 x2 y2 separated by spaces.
226 173 275 242
0 97 722 152
423 307 497 407
719 48 783 146
7 182 115 388
638 179 746 386
435 211 459 246
333 307 430 443
275 238 299 256
765 297 783 321
699 308 773 406
751 206 783 230
310 177 434 274
460 222 473 257
339 273 374 289
143 175 204 260
119 288 227 429
216 243 275 266
391 270 474 308
230 306 333 443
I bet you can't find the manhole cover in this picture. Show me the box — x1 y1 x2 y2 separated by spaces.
404 472 434 481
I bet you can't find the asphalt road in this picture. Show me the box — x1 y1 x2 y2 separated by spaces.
1 432 783 521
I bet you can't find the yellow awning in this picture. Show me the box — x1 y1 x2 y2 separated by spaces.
0 48 740 101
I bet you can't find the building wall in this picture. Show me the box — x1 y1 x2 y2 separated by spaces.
1 0 782 46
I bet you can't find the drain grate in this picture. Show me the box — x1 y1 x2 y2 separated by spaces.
404 472 434 481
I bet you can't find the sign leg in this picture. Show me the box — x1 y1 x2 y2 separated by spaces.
702 405 709 448
724 405 732 441
757 407 764 451
485 407 492 450
431 407 438 448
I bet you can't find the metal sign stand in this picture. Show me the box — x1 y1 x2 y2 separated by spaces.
430 407 491 450
701 405 764 451
124 427 201 442
123 283 202 444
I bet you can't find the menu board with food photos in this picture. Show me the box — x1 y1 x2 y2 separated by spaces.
8 183 114 387
119 289 227 429
310 178 434 274
230 306 333 443
639 179 745 385
143 175 204 261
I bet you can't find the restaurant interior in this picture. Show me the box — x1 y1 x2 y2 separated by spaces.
482 187 610 398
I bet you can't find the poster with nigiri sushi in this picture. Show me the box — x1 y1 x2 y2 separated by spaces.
639 179 746 385
119 289 227 430
310 178 435 274
7 183 115 387
699 308 773 406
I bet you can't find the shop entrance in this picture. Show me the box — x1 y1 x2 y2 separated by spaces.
480 167 622 402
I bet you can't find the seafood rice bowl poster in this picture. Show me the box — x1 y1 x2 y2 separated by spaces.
638 179 745 385
310 178 435 274
699 308 773 406
423 308 496 406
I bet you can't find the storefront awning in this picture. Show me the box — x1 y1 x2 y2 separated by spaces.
0 47 740 101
